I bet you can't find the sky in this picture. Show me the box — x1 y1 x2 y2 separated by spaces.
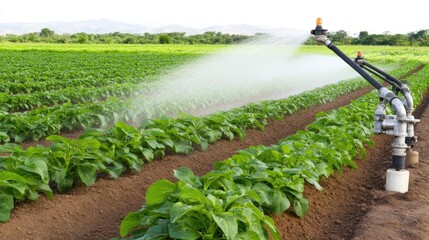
0 0 427 34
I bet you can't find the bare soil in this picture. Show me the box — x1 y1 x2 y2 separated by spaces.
0 74 427 239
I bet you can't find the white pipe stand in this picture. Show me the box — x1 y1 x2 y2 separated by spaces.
385 169 409 193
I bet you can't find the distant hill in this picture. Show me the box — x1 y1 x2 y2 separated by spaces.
0 19 281 35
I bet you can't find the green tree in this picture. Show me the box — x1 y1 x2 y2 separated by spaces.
357 31 369 44
73 33 89 43
328 30 350 44
23 33 41 42
39 28 55 38
124 36 137 44
159 34 172 44
408 29 429 46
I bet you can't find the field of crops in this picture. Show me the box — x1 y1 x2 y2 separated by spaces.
0 43 428 239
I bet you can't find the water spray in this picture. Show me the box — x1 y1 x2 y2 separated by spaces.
134 31 359 119
311 18 420 193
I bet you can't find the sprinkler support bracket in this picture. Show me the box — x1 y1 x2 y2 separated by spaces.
310 18 420 193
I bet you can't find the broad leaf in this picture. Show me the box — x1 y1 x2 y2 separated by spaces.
173 167 201 187
19 158 50 183
146 179 176 206
77 164 97 186
170 202 202 223
211 212 238 240
141 221 169 240
0 143 23 153
168 221 200 240
178 184 207 204
270 189 290 214
293 197 309 217
142 148 154 162
120 210 146 237
0 193 14 222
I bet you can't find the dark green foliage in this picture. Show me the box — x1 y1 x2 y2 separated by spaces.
2 30 253 45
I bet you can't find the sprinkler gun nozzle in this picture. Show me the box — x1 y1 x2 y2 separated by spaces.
355 51 364 66
310 18 328 43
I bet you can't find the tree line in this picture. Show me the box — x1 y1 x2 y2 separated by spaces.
306 29 429 46
0 28 252 44
1 28 428 46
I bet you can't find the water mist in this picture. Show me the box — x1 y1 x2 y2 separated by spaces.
132 30 360 119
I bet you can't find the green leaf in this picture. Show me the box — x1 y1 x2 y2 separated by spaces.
211 212 238 240
13 132 26 143
230 207 265 239
178 184 207 204
146 138 159 149
0 170 30 184
19 158 50 183
170 202 204 223
0 131 10 143
0 171 29 199
174 142 193 154
168 221 200 240
146 179 176 206
77 164 97 187
262 215 281 240
142 148 155 162
53 168 74 193
141 221 169 240
120 210 146 237
46 134 68 143
236 231 261 240
173 167 201 187
280 144 291 155
0 193 14 222
270 189 290 214
293 197 309 217
252 183 272 205
73 138 101 149
0 143 23 153
116 121 140 138
38 182 54 200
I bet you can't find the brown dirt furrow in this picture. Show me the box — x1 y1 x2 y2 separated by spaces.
0 86 373 240
274 86 429 240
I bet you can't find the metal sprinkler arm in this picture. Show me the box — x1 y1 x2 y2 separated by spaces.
360 61 403 86
311 34 384 90
310 18 422 193
310 20 383 90
355 55 414 111
353 52 419 150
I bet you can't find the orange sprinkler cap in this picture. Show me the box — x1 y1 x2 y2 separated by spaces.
316 18 323 26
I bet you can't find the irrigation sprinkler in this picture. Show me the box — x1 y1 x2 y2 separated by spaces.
311 18 420 193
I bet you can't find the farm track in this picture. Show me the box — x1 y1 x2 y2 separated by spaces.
0 66 426 240
0 85 375 239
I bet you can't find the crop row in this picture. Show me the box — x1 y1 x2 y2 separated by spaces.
0 59 418 144
0 82 154 112
0 61 419 222
0 50 197 92
119 64 429 239
0 70 364 144
0 96 138 143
